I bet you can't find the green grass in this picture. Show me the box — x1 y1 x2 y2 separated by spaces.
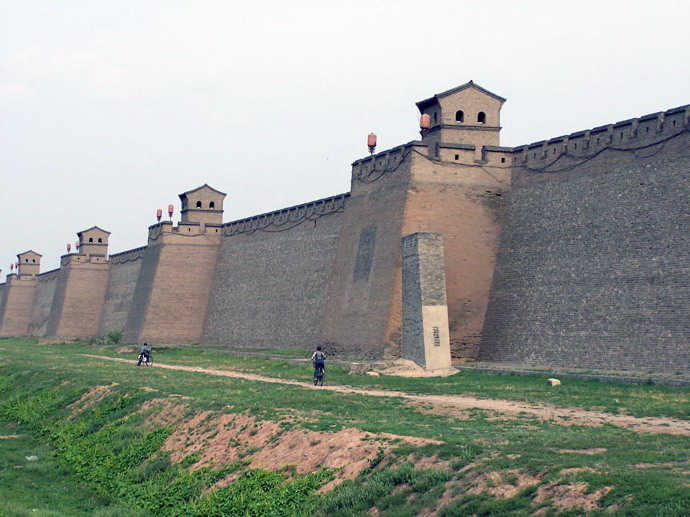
67 340 690 420
0 337 689 516
0 421 113 516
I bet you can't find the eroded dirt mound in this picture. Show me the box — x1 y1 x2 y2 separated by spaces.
159 407 439 490
68 383 118 415
468 469 542 499
534 482 612 513
137 398 188 429
372 359 457 378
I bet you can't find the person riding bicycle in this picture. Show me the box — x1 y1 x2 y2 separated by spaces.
137 343 151 366
311 346 326 385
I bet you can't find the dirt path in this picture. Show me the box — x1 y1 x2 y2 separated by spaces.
83 355 690 436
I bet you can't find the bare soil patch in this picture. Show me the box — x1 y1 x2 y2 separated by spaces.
68 383 118 415
371 359 458 378
534 482 613 513
158 408 439 491
558 448 607 455
85 355 690 436
137 399 187 429
468 469 542 499
0 435 22 439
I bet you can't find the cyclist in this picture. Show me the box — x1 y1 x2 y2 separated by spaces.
137 343 151 366
311 346 325 385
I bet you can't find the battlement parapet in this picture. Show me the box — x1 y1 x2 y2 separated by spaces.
223 193 349 237
59 253 109 268
37 268 60 280
352 142 426 184
109 246 147 264
147 220 224 241
511 104 690 169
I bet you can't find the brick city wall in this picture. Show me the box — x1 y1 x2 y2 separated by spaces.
203 195 347 349
481 119 690 371
46 260 110 338
400 149 509 359
0 276 37 336
124 222 221 344
99 247 145 335
320 148 412 359
28 269 59 336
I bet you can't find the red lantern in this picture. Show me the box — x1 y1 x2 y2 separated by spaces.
367 133 377 155
167 204 174 220
10 263 13 271
156 208 163 222
67 243 71 252
420 114 431 130
75 240 80 250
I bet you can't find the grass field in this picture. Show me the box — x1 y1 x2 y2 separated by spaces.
0 338 689 516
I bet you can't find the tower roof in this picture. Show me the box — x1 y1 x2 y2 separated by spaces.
179 183 227 200
17 250 42 259
416 80 506 111
77 226 111 238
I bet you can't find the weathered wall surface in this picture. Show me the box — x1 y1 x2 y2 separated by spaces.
99 247 145 335
45 259 110 338
0 283 7 331
481 116 690 371
322 143 511 360
124 222 221 344
28 269 59 336
402 232 452 369
203 195 347 349
320 149 412 359
401 149 510 358
0 276 38 336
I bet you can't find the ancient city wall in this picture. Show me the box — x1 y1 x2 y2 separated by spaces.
123 222 221 344
203 194 348 349
28 269 59 336
481 107 690 371
99 247 145 335
320 147 412 359
400 147 510 359
0 276 38 336
45 258 110 338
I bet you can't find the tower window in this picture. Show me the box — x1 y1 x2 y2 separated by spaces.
32 259 36 263
433 111 437 124
477 112 486 124
209 201 215 208
455 110 464 122
89 237 93 243
98 238 102 243
196 201 202 208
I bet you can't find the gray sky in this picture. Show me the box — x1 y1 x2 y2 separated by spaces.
2 0 689 273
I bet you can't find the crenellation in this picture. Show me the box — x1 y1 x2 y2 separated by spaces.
109 246 147 264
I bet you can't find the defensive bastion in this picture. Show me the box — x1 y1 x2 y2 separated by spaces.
1 81 688 373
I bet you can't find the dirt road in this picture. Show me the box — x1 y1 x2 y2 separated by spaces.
84 355 690 436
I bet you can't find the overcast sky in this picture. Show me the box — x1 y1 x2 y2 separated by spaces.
2 1 689 273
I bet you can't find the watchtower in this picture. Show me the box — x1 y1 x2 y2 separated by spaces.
77 226 110 259
416 80 505 151
17 250 42 276
179 184 226 226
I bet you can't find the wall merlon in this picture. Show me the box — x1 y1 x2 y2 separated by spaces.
109 246 147 264
222 194 349 237
511 104 690 169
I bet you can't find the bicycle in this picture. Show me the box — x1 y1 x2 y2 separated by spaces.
137 353 152 367
314 365 325 386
